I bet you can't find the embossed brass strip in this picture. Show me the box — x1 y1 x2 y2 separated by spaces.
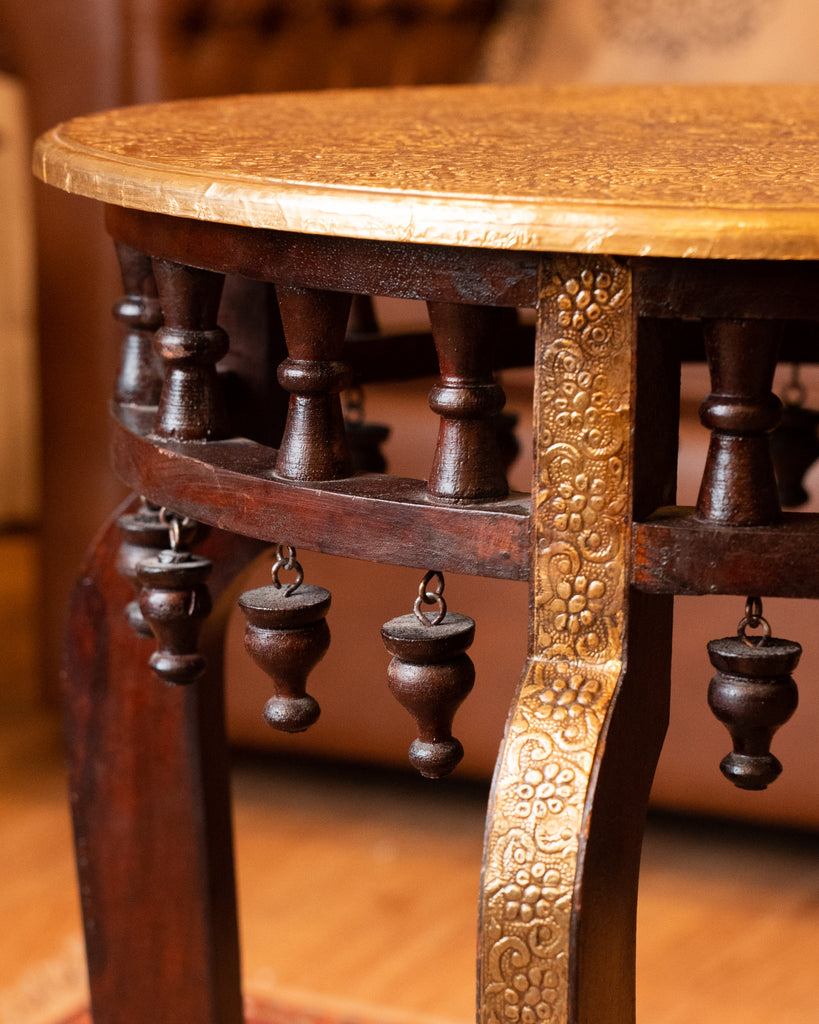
34 85 819 260
479 255 633 1024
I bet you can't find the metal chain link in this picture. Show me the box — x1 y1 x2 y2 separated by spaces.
158 507 196 552
737 595 771 645
271 544 304 596
413 569 447 627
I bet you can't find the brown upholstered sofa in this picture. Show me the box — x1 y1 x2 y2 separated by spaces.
4 0 817 830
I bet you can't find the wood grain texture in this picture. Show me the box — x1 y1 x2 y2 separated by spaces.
34 84 819 260
109 414 532 581
633 508 819 597
61 501 265 1024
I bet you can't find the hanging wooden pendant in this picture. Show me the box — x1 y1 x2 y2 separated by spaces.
238 547 330 733
137 514 212 685
117 499 171 637
381 571 475 779
707 598 800 790
118 501 204 637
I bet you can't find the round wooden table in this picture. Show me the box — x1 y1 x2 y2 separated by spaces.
35 84 819 1024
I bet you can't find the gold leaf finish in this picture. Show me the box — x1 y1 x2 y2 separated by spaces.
479 255 633 1024
34 84 819 260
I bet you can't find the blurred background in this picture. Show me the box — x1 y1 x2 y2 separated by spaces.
0 2 818 1022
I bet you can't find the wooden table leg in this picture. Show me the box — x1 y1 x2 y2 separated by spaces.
62 497 264 1024
479 256 674 1024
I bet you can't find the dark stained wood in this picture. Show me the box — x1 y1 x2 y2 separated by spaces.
62 497 265 1024
571 591 673 1024
105 206 541 308
110 411 532 581
426 302 509 502
633 507 819 597
382 610 475 779
238 582 331 733
696 319 783 526
152 258 230 440
274 286 355 480
631 317 682 519
137 548 213 685
116 500 170 637
707 633 801 791
106 208 819 323
634 258 819 320
780 320 819 365
112 243 164 407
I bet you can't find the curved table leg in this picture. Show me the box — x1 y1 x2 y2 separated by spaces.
62 497 266 1024
479 257 674 1024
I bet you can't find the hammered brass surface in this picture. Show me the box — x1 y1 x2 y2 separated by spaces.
479 254 633 1024
34 84 819 259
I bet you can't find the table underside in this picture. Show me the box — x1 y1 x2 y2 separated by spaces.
107 205 819 598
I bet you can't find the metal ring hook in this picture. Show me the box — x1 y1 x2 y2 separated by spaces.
158 507 195 552
413 569 447 627
738 596 771 646
271 544 304 596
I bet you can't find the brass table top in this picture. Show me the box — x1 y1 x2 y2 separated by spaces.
34 83 819 260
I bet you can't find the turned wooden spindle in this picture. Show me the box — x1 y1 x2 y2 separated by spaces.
152 258 229 440
238 563 330 732
426 302 509 502
275 286 354 480
137 534 213 685
696 319 783 525
113 243 164 407
382 573 475 778
707 614 800 790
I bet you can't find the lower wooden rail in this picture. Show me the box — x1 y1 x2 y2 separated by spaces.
111 410 531 581
633 506 819 597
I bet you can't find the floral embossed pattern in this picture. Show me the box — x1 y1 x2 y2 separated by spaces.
34 84 819 259
480 255 632 1024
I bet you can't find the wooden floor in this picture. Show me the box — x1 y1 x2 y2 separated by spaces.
2 532 818 1024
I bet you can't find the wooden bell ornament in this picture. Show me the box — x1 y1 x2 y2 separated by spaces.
137 511 212 685
381 571 475 779
238 546 330 733
707 597 800 790
117 499 172 637
118 499 206 637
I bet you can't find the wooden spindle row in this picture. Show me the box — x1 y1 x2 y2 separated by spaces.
114 245 793 528
112 249 513 503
